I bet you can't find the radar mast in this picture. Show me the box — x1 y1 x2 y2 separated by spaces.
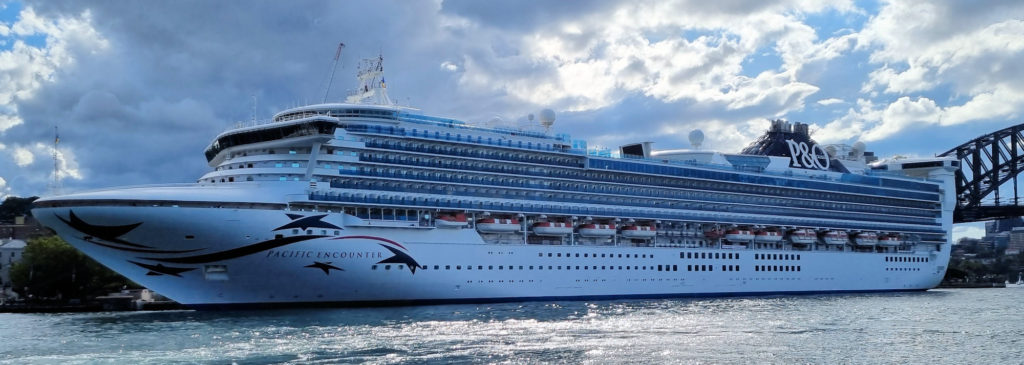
346 54 393 105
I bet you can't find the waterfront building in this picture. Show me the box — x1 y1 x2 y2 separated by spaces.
1007 227 1024 256
0 239 25 299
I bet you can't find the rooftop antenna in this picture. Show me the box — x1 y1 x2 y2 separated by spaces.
346 52 393 105
322 42 346 103
251 93 257 122
50 125 61 195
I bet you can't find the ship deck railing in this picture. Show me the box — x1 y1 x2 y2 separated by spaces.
307 190 946 236
226 108 942 188
332 168 939 225
348 123 945 189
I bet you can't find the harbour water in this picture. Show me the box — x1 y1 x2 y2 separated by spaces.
2 289 1021 364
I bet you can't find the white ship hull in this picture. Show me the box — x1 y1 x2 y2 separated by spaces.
30 95 958 308
33 194 950 307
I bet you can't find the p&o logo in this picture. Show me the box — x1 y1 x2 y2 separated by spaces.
785 140 830 170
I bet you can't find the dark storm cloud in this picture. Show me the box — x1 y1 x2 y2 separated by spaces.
6 1 463 194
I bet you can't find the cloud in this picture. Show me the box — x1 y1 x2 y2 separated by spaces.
12 146 33 166
440 61 458 72
838 0 1024 142
953 223 985 242
0 0 1018 199
816 98 843 106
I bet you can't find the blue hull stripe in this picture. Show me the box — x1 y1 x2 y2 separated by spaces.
187 288 930 310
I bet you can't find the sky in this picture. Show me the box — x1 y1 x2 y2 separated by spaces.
2 0 1023 240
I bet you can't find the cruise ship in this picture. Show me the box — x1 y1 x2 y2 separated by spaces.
33 57 957 308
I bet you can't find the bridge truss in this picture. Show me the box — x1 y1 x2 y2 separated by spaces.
938 123 1024 223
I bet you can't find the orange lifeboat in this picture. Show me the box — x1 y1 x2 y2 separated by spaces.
532 221 573 236
854 232 878 246
724 229 754 242
621 225 656 238
823 230 849 245
753 230 783 242
878 234 903 246
578 223 616 237
789 228 818 245
476 218 520 233
435 213 468 228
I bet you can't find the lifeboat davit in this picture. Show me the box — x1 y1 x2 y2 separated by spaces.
532 221 573 236
753 230 783 242
476 218 520 233
621 225 656 238
435 213 469 228
579 223 616 237
854 232 878 246
724 229 754 242
704 229 724 239
823 230 849 245
878 234 903 246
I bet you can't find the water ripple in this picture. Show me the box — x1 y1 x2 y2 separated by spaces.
2 290 1024 364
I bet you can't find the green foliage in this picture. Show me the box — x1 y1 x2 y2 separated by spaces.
0 196 38 223
10 235 137 299
948 254 1024 283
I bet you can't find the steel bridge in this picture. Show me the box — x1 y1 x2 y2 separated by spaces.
939 122 1024 223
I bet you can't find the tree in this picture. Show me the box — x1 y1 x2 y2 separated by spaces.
0 196 38 223
10 235 137 300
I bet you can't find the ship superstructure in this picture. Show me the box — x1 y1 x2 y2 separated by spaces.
32 57 957 307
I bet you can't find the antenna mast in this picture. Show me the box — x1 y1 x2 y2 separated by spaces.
251 93 257 122
322 42 345 103
51 125 61 195
346 53 393 105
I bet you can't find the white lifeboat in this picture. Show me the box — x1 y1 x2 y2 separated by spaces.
878 234 903 246
854 232 878 246
621 225 656 238
789 229 818 245
532 221 573 236
435 213 468 228
476 218 520 233
724 229 754 242
753 230 783 242
578 223 616 237
823 230 849 245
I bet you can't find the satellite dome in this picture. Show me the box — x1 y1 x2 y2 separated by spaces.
528 113 535 121
539 109 556 125
487 116 504 127
688 129 705 149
